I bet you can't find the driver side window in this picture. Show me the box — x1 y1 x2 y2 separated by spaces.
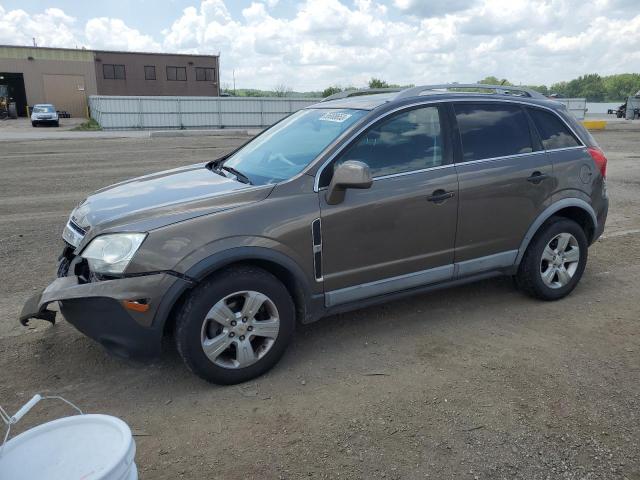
331 105 444 181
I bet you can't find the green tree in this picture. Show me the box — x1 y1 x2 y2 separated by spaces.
368 78 389 89
603 73 640 101
525 84 549 96
568 74 605 101
322 86 343 97
273 83 292 97
477 76 512 86
549 81 568 97
551 74 605 101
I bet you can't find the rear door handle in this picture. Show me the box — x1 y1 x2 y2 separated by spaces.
527 171 549 184
427 189 455 203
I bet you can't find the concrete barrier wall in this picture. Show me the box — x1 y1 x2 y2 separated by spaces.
88 95 321 130
554 98 587 120
89 94 589 129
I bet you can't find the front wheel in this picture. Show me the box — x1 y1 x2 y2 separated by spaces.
175 266 295 384
517 217 588 301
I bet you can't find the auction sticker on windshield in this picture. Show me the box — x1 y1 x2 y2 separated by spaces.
319 112 353 123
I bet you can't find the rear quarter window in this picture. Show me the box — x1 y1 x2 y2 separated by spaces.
527 108 581 150
454 103 533 162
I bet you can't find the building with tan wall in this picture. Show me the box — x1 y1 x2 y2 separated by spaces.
0 46 97 117
0 46 220 118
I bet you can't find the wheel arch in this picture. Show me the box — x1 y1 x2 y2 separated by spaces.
158 247 323 339
515 199 597 266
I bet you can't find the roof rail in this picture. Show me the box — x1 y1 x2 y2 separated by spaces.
321 88 403 102
395 84 546 100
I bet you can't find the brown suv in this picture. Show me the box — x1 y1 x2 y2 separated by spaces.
21 84 609 384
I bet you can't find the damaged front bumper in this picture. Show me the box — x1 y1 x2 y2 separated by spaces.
20 273 191 359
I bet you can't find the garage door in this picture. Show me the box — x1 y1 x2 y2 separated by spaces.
43 74 86 118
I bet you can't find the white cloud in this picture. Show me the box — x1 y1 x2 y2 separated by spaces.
0 6 78 47
163 6 206 51
394 0 476 17
85 18 161 51
242 2 269 23
1 1 640 91
159 0 640 89
0 4 160 52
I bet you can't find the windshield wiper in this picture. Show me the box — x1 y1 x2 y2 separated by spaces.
221 165 252 185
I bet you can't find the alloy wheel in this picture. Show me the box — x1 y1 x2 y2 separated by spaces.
540 232 580 289
200 291 280 369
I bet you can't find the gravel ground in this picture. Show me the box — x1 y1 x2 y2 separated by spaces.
0 128 638 479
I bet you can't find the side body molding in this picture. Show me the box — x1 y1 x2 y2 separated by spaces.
514 198 597 266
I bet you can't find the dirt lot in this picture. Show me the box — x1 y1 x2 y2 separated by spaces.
0 128 639 479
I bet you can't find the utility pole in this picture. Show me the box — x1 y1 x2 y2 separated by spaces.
233 69 236 96
32 37 37 47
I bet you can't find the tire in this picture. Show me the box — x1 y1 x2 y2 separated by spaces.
175 266 295 384
32 122 37 127
54 121 59 127
517 217 588 301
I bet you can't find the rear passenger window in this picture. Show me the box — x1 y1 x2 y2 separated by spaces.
336 106 443 178
528 108 581 150
454 103 533 162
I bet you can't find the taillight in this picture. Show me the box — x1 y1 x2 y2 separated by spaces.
588 147 607 178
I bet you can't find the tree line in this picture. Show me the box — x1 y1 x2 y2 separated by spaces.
222 73 640 102
475 75 640 102
322 74 640 102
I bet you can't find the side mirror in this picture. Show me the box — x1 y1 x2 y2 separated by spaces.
326 160 373 205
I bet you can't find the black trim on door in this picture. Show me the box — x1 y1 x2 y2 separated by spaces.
522 106 544 152
444 103 463 164
311 218 323 281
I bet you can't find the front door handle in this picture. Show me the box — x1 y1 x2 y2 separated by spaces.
527 171 549 184
427 189 455 203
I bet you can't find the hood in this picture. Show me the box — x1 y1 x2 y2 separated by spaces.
72 163 273 234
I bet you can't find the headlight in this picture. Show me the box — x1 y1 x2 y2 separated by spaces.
81 233 146 275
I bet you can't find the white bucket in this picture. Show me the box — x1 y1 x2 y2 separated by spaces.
0 414 137 480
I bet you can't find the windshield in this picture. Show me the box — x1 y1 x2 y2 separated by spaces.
221 108 367 185
34 106 55 113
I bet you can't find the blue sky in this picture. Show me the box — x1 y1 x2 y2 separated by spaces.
1 1 639 90
2 0 195 34
1 0 312 34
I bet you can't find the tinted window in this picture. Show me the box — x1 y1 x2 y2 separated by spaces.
454 103 533 162
103 64 125 80
114 65 126 80
528 108 580 150
144 65 156 80
102 64 114 79
335 106 443 178
33 106 55 113
167 66 187 81
196 67 215 81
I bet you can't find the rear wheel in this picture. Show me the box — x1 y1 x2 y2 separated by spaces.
175 266 295 384
517 217 588 301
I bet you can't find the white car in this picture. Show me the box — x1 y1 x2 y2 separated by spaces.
31 104 59 127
